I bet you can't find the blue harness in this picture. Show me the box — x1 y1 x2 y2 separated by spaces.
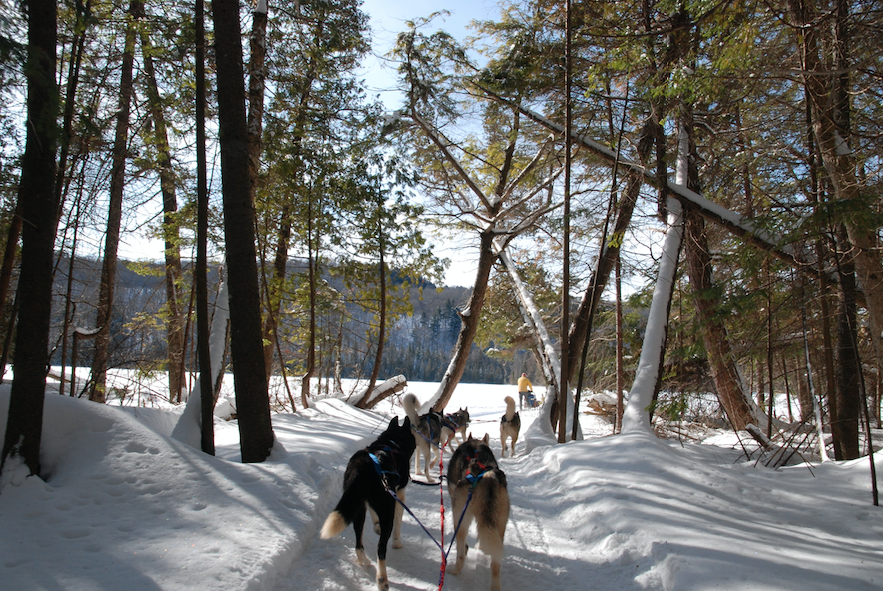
368 445 403 491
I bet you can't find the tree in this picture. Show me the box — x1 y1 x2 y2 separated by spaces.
195 0 213 455
1 0 59 478
88 0 140 404
391 21 562 411
784 0 878 458
212 0 274 463
139 17 185 404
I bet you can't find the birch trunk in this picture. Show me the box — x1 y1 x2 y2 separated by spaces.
172 276 230 449
621 120 691 434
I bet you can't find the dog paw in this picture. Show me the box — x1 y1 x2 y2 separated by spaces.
356 549 372 567
376 576 389 591
392 539 403 549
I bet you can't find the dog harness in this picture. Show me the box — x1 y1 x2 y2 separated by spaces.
442 413 461 430
500 411 520 425
368 445 404 490
460 447 492 487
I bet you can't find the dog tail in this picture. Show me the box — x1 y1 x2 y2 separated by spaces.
504 396 516 421
320 471 370 539
473 470 509 563
474 470 509 562
403 393 420 424
320 511 347 539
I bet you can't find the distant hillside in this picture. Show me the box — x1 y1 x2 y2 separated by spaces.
43 256 516 387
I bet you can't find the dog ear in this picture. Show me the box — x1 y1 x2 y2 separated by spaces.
482 433 490 445
401 416 411 430
389 416 400 430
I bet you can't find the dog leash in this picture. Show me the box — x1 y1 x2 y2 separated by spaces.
373 434 484 590
438 440 447 591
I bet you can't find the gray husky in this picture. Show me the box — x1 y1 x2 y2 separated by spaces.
403 393 443 481
442 407 471 448
446 433 510 591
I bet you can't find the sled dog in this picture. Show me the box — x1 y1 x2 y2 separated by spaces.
320 415 416 591
499 396 521 458
403 393 445 481
442 407 471 448
446 433 510 591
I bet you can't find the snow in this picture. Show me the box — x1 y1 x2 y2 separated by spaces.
2 376 882 591
622 195 683 435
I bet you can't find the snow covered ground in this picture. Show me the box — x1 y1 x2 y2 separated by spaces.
1 373 881 591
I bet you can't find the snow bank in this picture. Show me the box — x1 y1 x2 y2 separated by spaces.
0 390 383 591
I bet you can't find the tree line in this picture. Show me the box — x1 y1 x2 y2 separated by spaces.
0 0 881 479
28 255 512 387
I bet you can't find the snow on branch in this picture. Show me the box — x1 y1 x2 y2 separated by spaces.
472 82 817 272
352 375 408 409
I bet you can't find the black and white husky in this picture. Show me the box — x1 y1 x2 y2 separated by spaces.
499 395 520 458
446 433 510 591
320 416 416 591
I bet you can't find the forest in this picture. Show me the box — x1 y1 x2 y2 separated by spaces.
0 0 881 474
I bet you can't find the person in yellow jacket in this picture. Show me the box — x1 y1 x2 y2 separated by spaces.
517 373 533 410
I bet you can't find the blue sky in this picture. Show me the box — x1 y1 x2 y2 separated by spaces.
357 0 501 286
358 0 499 110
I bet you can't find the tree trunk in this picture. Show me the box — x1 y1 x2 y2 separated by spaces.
558 0 573 444
213 0 275 463
789 0 883 443
89 0 141 403
833 234 862 459
0 201 23 350
1 0 58 478
247 0 267 190
356 214 387 409
300 194 317 410
195 0 214 455
140 27 185 404
431 230 497 411
567 167 641 381
684 209 757 430
621 115 690 434
615 253 625 434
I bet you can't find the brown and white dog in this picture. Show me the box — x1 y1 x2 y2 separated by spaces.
499 395 520 458
446 433 510 591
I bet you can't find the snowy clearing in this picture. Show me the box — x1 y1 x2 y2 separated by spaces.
1 376 881 591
